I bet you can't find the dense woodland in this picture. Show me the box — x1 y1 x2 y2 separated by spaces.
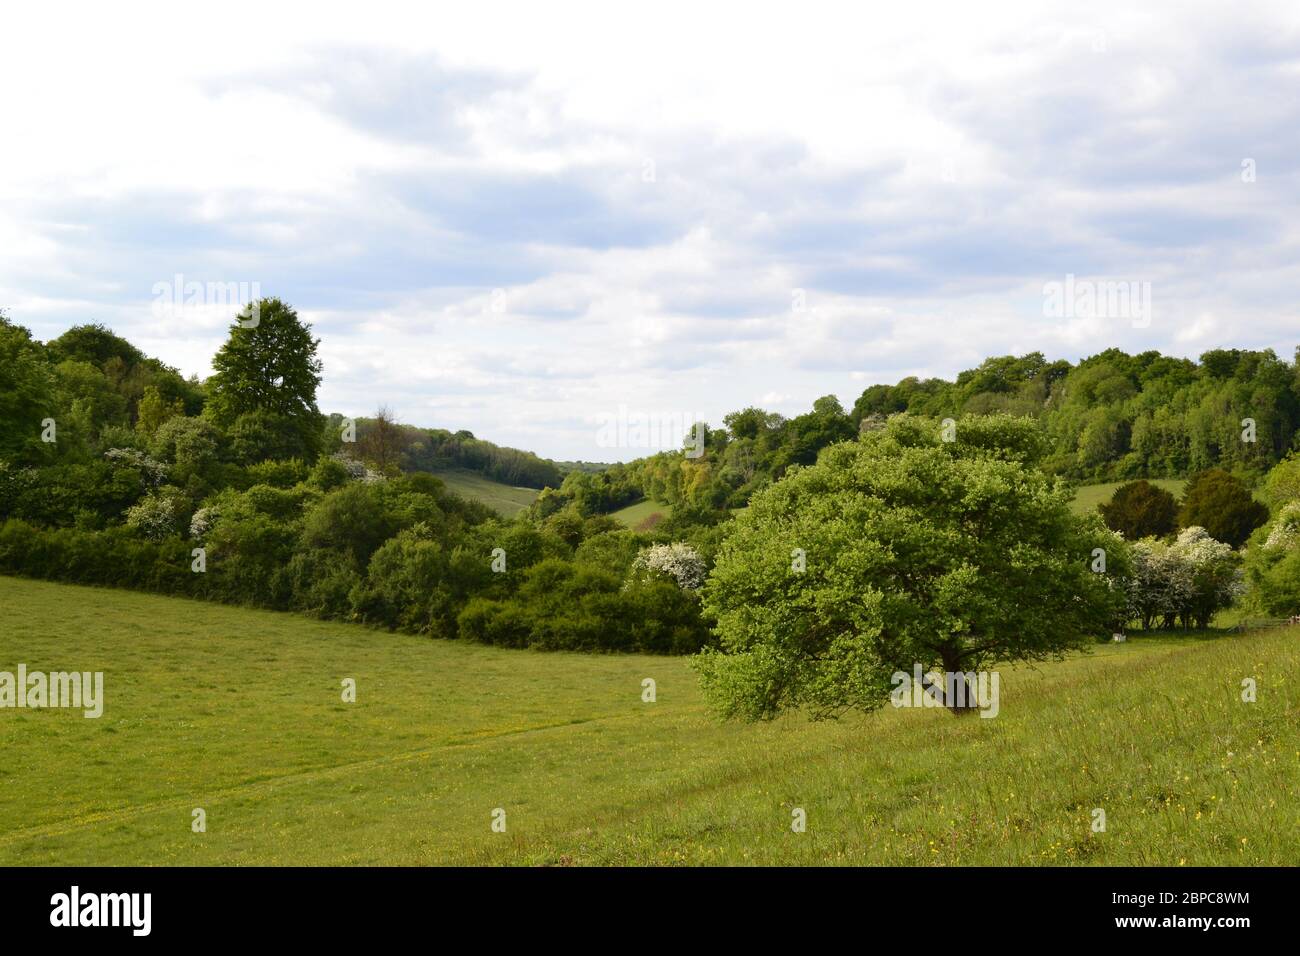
542 348 1300 519
4 301 1300 660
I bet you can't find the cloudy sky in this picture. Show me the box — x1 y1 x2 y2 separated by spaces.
3 1 1299 461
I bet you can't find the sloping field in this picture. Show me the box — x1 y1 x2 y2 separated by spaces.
1 576 1296 866
609 498 672 530
428 469 540 516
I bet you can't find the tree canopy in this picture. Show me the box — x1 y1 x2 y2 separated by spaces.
206 298 324 461
694 415 1128 720
1099 479 1178 540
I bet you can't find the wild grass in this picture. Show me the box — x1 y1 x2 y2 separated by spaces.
1 576 1295 865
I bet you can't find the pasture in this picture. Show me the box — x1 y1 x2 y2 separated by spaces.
1 575 1295 865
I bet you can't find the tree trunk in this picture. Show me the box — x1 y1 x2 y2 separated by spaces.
925 650 983 716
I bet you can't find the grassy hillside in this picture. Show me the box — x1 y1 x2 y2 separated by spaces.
1070 478 1188 516
428 468 539 516
609 498 672 530
1 575 1296 866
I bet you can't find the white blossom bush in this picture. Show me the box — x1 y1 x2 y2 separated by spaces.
1123 527 1243 630
630 542 706 590
330 452 385 483
189 505 219 541
124 492 179 540
1169 526 1244 628
1262 501 1300 552
1125 539 1179 630
104 447 168 487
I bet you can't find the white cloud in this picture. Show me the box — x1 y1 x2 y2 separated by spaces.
4 0 1300 459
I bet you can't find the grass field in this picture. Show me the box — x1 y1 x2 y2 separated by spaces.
1070 478 1188 516
2 575 1297 866
609 498 672 530
428 469 540 516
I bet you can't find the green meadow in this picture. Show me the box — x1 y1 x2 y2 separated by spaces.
426 469 540 516
1 575 1296 866
609 498 672 530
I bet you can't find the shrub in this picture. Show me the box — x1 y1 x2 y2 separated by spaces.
630 542 706 590
0 520 199 596
244 458 310 489
1244 500 1300 615
1178 469 1268 548
284 547 362 619
1098 480 1177 540
300 483 407 566
355 524 457 635
124 492 179 540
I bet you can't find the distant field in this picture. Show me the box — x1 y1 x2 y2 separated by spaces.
429 469 540 516
610 498 672 530
2 575 1297 866
1070 478 1188 516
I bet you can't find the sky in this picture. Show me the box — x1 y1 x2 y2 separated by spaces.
3 0 1299 462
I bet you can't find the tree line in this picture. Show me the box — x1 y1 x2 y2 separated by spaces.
0 303 708 653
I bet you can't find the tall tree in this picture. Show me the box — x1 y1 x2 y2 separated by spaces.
357 406 407 475
206 298 324 461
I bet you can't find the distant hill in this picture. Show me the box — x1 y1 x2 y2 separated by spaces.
349 417 563 489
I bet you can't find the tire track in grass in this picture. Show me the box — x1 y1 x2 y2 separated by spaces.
0 706 692 847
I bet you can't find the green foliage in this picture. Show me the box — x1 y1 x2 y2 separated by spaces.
695 415 1129 720
1178 468 1269 548
456 557 710 653
1261 452 1300 509
46 324 144 368
398 423 562 488
0 314 56 464
299 483 408 566
0 520 199 594
243 458 311 489
1244 454 1300 615
4 311 1287 663
135 384 184 438
124 491 181 540
206 299 324 461
5 458 150 528
1098 479 1178 540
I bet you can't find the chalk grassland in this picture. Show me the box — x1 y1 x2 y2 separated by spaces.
425 469 539 516
0 576 1296 866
